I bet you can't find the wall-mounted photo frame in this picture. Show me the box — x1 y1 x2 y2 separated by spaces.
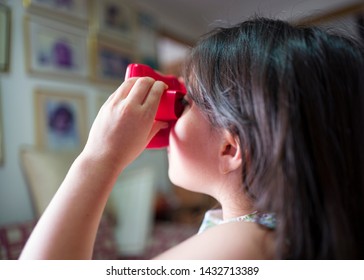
34 89 88 151
92 0 137 44
23 0 89 26
0 3 11 72
90 37 136 85
24 16 89 80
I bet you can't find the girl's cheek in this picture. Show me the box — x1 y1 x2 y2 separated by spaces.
171 116 189 143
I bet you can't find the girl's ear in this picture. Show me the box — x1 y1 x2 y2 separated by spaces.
219 131 242 174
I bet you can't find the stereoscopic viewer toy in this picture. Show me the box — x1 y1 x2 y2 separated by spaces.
125 63 187 149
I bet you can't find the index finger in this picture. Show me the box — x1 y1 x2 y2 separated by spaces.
127 77 156 105
143 81 167 108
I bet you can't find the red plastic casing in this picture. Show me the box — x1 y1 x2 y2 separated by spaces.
125 64 187 148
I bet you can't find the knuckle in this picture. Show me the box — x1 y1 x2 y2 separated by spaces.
120 101 133 114
123 77 138 87
137 77 155 86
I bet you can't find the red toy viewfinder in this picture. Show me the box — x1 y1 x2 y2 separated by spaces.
125 63 187 149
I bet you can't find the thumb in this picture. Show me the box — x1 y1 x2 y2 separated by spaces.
147 121 169 142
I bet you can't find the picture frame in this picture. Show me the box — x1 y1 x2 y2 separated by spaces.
24 16 89 80
90 36 136 85
92 0 137 44
0 3 11 72
23 0 89 26
34 89 88 151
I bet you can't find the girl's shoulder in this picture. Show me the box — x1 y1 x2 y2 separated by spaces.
154 219 275 260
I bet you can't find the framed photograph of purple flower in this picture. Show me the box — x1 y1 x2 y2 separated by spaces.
24 16 89 80
34 88 88 151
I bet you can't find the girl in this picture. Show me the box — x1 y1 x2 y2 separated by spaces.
20 17 364 259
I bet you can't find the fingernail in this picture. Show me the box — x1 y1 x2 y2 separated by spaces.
157 81 168 90
161 122 169 129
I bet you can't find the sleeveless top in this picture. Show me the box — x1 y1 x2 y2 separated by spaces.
198 209 276 234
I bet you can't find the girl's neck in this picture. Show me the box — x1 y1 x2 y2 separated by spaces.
217 189 254 221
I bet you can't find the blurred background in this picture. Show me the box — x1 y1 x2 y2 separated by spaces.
0 0 363 259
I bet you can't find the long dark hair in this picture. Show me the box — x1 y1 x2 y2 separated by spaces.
184 17 364 259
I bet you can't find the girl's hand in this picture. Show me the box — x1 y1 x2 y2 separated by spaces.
81 77 168 172
20 77 167 260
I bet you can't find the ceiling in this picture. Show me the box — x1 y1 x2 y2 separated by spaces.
134 0 362 41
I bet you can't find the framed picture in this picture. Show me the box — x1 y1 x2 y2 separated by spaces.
90 37 136 85
34 89 88 151
24 16 89 80
0 3 11 72
23 0 89 26
92 0 137 43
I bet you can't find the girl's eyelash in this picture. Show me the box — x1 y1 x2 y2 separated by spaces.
181 96 190 106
